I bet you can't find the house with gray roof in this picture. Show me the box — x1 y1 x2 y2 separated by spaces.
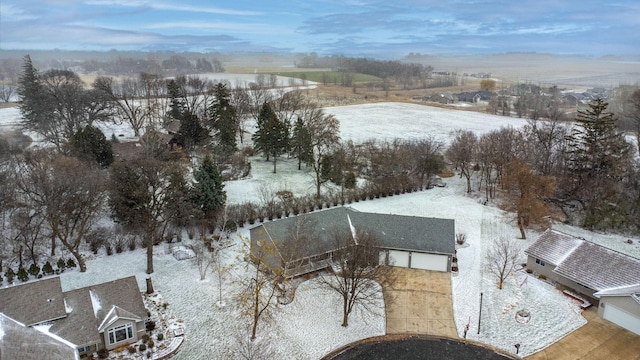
250 207 455 278
0 276 148 357
525 229 640 335
0 313 79 360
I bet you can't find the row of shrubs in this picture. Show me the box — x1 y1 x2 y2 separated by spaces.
223 182 430 228
1 258 76 284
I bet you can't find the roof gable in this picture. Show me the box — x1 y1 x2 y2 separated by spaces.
524 229 583 265
97 305 143 332
0 277 66 326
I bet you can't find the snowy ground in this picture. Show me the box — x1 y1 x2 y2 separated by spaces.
2 101 639 359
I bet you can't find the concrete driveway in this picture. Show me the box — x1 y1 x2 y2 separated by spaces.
383 267 457 338
526 307 640 360
381 268 640 359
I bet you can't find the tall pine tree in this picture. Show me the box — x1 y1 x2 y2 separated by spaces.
252 102 288 173
209 83 238 156
290 116 312 170
193 156 226 218
566 98 632 228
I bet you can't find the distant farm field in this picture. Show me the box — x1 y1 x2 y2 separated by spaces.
272 71 382 84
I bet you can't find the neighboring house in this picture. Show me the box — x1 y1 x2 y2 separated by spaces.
0 276 148 357
0 313 79 360
250 207 455 278
455 91 494 103
525 229 640 335
423 93 455 104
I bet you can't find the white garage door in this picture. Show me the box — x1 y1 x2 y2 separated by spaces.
603 303 640 335
388 250 410 267
410 252 448 272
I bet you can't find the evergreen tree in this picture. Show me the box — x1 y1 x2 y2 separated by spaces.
167 79 186 120
176 110 209 150
209 83 238 156
566 98 632 228
42 261 54 275
4 267 15 284
252 102 288 173
68 125 114 167
28 263 40 277
17 55 47 131
193 156 226 217
17 266 29 282
290 117 312 170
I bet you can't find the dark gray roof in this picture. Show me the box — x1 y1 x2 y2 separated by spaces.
554 241 640 292
250 207 455 260
524 229 583 265
0 313 78 360
49 287 101 346
349 211 454 254
526 229 640 292
49 275 146 347
0 277 66 326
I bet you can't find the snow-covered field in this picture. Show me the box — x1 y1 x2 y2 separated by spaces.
1 101 638 359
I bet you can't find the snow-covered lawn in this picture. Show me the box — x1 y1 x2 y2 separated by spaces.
2 101 638 358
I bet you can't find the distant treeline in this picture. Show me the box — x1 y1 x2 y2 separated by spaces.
295 53 433 79
0 52 225 79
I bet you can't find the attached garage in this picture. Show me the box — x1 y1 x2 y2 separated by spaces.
381 250 450 272
388 250 410 268
410 252 449 272
603 303 640 335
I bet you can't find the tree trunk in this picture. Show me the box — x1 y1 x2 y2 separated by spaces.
50 235 56 256
70 249 86 272
341 297 349 327
517 215 526 239
18 245 23 268
146 277 154 294
146 235 154 274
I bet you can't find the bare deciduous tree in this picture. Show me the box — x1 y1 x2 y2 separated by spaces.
503 159 556 239
305 108 340 198
237 236 280 340
486 236 521 290
318 229 392 327
17 152 106 272
446 130 478 193
94 76 150 137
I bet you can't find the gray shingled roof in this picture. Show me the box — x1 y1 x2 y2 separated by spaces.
251 207 455 260
524 229 583 265
49 275 147 347
594 284 640 297
0 277 66 326
0 313 78 360
349 211 454 254
554 241 640 292
526 229 640 292
48 287 102 347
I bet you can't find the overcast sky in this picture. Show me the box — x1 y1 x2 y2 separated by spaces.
1 0 638 58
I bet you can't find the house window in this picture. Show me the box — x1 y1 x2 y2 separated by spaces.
107 323 134 344
77 345 91 353
535 258 545 266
